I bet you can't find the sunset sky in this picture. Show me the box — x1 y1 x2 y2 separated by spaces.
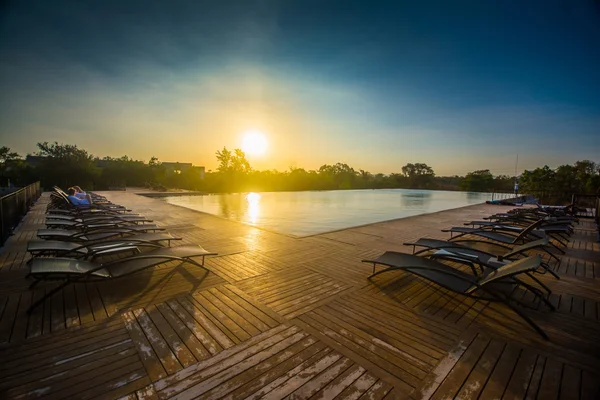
1 1 599 175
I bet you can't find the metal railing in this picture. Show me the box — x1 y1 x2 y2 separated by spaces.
0 181 41 245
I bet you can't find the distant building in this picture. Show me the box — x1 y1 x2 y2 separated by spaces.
24 155 46 167
162 162 205 179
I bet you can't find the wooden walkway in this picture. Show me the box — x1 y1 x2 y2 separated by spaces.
0 191 599 399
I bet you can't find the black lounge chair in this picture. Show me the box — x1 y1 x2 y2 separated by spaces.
45 217 153 230
48 191 130 213
403 237 559 288
27 232 182 259
362 253 553 339
46 213 145 222
37 225 165 240
460 220 572 242
441 220 566 255
27 245 217 313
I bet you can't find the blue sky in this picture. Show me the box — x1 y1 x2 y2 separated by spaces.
1 0 599 175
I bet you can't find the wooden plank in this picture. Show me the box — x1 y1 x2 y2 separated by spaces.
361 380 396 400
87 283 108 321
136 384 159 400
0 318 125 360
583 299 597 321
201 289 261 337
309 364 366 400
537 358 563 400
210 286 272 331
133 308 182 375
145 305 196 368
191 335 320 400
77 368 150 400
0 294 20 343
429 333 490 400
161 331 310 398
27 289 46 338
219 341 329 400
38 358 144 399
75 282 94 324
0 340 135 392
121 311 167 381
222 284 286 326
10 292 31 342
324 301 450 359
559 364 581 400
294 315 414 393
155 302 211 361
311 306 433 378
454 339 505 400
503 349 539 400
0 330 133 378
334 372 379 400
50 289 65 332
525 354 546 400
259 351 343 400
154 325 297 394
285 356 354 399
416 330 477 400
169 298 229 353
580 370 600 400
63 284 81 328
185 294 244 345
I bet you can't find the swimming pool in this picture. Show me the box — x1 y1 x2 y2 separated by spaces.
160 189 492 236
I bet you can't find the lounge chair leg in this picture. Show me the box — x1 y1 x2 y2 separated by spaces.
526 273 552 295
501 293 549 340
541 262 560 280
28 281 70 314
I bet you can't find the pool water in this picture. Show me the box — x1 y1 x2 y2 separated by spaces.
160 189 492 236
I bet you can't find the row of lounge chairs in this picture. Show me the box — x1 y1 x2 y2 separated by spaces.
362 205 577 339
25 188 217 313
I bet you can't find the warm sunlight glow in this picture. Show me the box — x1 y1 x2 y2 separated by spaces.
246 192 261 224
241 130 268 156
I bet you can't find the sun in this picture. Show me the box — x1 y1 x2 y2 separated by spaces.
241 130 268 156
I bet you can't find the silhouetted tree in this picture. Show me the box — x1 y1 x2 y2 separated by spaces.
34 142 99 189
401 163 435 189
0 146 21 186
460 170 494 192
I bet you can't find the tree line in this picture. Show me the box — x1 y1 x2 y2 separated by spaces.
1 143 599 201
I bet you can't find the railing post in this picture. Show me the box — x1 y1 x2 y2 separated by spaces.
0 198 4 244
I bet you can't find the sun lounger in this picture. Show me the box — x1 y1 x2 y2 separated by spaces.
27 245 218 312
443 221 567 254
404 236 559 267
27 232 182 259
45 217 152 229
46 213 144 222
37 225 165 240
441 220 566 255
362 253 553 338
452 223 571 246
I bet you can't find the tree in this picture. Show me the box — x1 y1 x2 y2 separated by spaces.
0 146 20 165
215 147 251 174
34 142 99 189
0 146 21 187
214 147 252 191
460 169 494 192
401 163 435 189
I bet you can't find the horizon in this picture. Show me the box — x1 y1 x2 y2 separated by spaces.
1 1 599 176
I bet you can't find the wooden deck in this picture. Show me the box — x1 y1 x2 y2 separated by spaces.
0 191 599 399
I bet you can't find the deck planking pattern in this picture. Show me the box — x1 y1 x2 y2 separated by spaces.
0 190 598 399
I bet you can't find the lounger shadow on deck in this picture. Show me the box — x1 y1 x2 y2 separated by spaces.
26 245 217 313
362 253 554 339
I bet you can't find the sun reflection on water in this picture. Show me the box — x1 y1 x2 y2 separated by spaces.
246 192 261 224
